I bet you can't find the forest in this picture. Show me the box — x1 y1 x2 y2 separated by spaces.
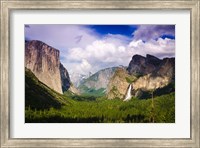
25 68 175 123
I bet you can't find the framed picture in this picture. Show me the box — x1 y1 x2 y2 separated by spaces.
1 0 199 147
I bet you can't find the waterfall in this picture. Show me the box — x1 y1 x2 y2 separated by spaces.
124 84 132 101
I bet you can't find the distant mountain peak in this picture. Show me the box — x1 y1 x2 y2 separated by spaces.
78 67 118 96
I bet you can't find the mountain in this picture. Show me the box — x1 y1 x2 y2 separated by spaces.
69 72 91 87
127 54 175 77
107 54 175 100
25 68 68 110
106 67 136 99
78 67 117 96
127 54 161 76
128 54 175 99
25 40 70 94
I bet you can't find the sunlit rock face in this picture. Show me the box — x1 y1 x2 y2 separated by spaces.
132 74 171 91
106 68 136 99
127 54 175 90
25 40 70 94
129 55 175 98
106 54 175 100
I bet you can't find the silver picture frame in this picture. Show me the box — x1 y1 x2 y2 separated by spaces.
1 0 199 147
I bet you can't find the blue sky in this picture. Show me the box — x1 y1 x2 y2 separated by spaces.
25 25 175 75
89 25 138 38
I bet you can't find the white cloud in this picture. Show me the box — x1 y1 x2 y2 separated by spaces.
128 38 175 58
63 34 175 75
74 59 92 74
26 25 175 76
64 36 134 75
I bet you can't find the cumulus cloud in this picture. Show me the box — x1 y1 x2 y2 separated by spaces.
64 36 133 75
25 25 175 75
63 29 175 75
133 25 175 41
128 38 175 58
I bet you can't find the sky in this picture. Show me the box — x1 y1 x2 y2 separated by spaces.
25 25 175 75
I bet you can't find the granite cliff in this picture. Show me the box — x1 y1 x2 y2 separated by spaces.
106 67 136 99
130 55 175 99
107 54 175 100
25 40 70 94
127 54 161 76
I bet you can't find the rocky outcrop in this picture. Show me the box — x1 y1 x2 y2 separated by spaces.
25 40 70 94
127 54 175 77
132 57 175 91
60 63 70 92
107 54 175 100
127 54 161 76
132 74 171 91
128 55 175 99
106 68 136 99
155 58 175 79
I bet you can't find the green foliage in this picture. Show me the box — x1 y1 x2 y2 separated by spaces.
78 85 105 97
25 92 175 123
25 68 175 123
125 76 136 83
69 95 97 101
136 82 175 100
25 68 66 110
110 86 118 94
63 90 76 97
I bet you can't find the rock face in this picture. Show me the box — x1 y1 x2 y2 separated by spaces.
127 54 161 76
25 68 62 109
155 58 175 79
132 74 171 91
132 57 175 91
107 54 175 100
25 40 70 94
60 63 70 92
106 68 136 99
78 67 117 95
128 55 175 99
68 84 80 95
127 54 175 77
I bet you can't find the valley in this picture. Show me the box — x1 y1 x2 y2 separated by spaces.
25 40 175 123
25 68 175 123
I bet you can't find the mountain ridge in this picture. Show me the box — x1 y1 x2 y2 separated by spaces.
107 54 175 100
78 67 117 96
